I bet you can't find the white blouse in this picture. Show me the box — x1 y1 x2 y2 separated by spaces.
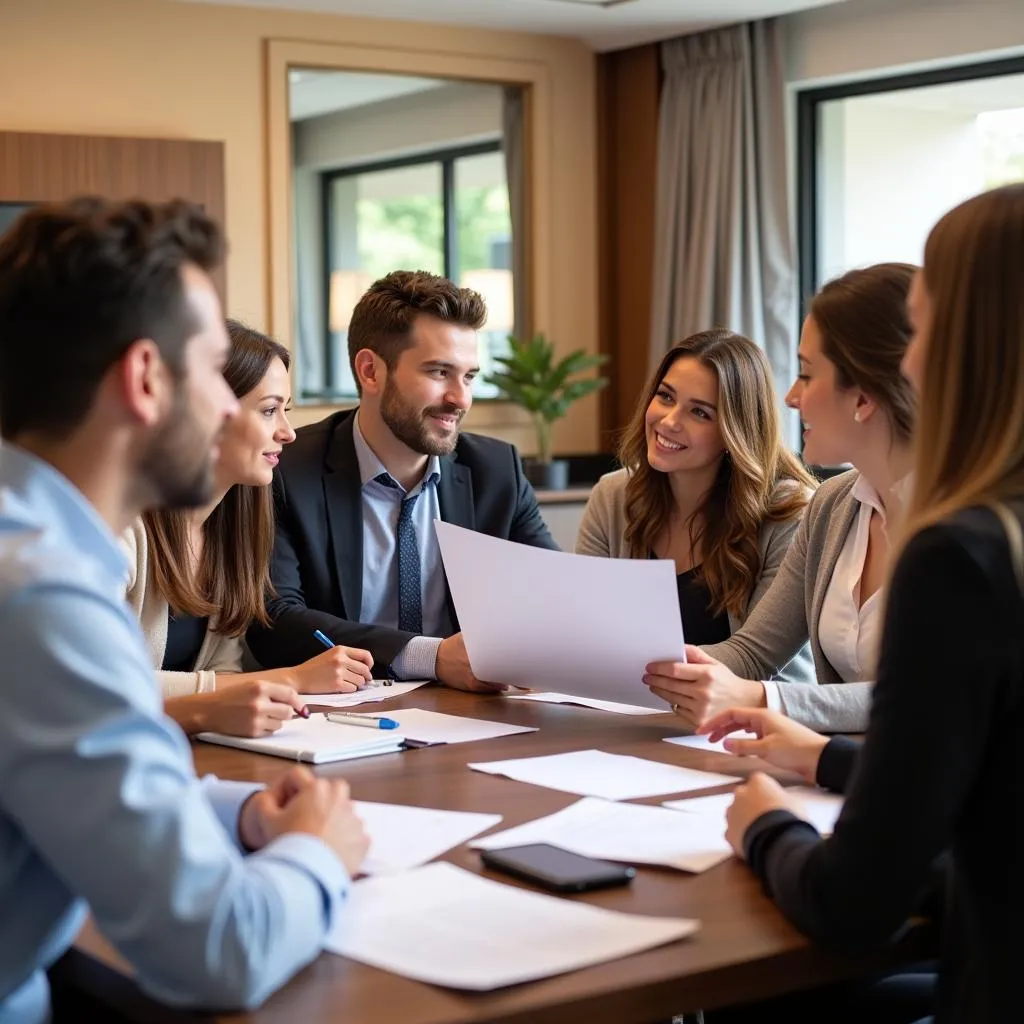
762 473 909 709
816 474 889 683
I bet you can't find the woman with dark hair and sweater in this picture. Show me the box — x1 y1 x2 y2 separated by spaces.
125 320 374 737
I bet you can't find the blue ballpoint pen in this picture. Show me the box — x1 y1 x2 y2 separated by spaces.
326 711 400 730
312 628 391 686
313 628 335 649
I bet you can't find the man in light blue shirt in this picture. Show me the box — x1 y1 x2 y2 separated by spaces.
0 197 368 1022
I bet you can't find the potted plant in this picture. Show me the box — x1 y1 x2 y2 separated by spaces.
485 333 609 491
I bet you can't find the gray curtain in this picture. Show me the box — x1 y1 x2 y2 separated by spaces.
502 85 529 342
650 20 796 433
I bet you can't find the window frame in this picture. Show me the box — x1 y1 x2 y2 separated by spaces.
795 54 1024 316
319 139 506 396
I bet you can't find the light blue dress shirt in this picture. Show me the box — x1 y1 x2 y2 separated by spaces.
352 414 452 679
0 444 349 1023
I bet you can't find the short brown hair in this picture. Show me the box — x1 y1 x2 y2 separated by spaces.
0 196 223 440
808 263 917 444
347 270 487 394
144 320 291 637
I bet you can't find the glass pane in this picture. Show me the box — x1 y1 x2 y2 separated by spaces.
326 162 444 396
816 72 1024 285
454 149 513 400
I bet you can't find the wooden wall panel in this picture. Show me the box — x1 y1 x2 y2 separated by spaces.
597 44 660 444
0 131 226 299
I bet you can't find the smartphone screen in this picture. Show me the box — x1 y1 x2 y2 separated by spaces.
480 843 635 893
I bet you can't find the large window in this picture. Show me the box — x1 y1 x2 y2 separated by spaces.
797 58 1024 304
322 142 514 398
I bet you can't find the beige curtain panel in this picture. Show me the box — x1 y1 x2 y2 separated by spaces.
502 85 529 343
650 20 797 430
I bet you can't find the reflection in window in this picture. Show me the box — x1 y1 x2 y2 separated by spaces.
323 143 513 399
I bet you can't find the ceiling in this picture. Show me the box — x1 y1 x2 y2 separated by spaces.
177 0 846 52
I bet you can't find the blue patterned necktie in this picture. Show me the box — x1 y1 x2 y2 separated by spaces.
375 473 423 634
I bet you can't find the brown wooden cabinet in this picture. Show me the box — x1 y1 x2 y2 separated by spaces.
0 130 226 299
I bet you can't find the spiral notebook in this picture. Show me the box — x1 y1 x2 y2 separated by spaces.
196 715 406 764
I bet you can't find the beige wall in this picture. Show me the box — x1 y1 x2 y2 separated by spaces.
785 0 1024 85
0 0 599 452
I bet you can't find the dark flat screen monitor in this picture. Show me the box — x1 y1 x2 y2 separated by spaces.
0 202 34 242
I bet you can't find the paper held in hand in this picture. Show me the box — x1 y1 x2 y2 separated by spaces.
435 521 683 710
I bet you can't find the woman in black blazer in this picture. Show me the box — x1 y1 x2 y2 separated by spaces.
703 183 1024 1024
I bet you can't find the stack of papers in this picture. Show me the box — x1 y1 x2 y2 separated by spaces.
468 749 739 800
665 786 844 835
196 716 404 764
471 797 732 873
325 862 699 989
354 801 502 875
506 691 671 716
302 680 428 709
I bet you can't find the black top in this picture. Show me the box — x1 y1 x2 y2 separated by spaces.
674 565 731 646
162 609 208 673
246 409 558 672
744 505 1022 1024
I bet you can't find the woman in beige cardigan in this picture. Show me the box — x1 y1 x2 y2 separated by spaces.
577 329 816 715
125 320 374 737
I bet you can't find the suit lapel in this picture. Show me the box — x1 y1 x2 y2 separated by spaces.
323 414 364 621
437 456 475 629
437 457 475 531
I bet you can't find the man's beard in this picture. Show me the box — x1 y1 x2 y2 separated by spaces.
139 388 218 509
380 377 463 457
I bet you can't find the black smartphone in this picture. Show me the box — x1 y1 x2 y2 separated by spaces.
479 843 636 893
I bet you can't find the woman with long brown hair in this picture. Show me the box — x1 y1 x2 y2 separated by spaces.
703 184 1024 1024
125 320 374 736
646 265 917 733
577 328 815 683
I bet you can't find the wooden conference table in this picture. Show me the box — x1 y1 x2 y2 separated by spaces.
68 686 934 1023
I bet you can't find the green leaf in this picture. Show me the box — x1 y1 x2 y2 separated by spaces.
483 332 610 457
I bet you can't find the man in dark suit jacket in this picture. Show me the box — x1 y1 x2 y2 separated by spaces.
247 270 557 691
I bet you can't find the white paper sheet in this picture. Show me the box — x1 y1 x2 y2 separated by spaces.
471 797 732 873
468 749 739 801
324 862 698 990
435 521 682 709
506 691 672 716
665 786 844 835
354 801 502 875
301 680 429 708
384 708 537 745
664 731 758 755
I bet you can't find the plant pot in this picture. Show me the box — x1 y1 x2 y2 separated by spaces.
523 458 569 491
